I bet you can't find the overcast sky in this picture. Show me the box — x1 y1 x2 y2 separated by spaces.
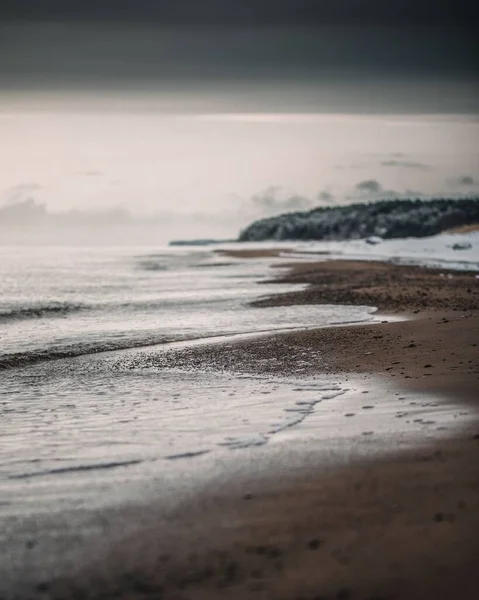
2 1 477 103
1 1 477 25
0 1 477 237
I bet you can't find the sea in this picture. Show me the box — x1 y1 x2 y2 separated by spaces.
0 233 478 580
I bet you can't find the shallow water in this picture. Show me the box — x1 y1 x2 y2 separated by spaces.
0 245 380 515
1 366 475 595
0 348 474 521
0 245 376 368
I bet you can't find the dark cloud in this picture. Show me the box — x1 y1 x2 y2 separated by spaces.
446 175 479 192
251 187 312 216
0 20 477 115
350 179 425 200
318 191 335 203
3 21 475 83
1 1 477 27
454 175 476 186
380 159 431 171
355 179 382 194
337 157 433 171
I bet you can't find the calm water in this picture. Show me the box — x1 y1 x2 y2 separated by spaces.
0 245 377 368
3 232 478 366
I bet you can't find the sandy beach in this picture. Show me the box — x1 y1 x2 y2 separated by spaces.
3 4 478 597
8 254 479 600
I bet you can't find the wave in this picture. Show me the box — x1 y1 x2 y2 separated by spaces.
0 296 226 323
136 260 169 271
192 261 234 268
9 459 144 479
135 250 224 272
0 325 304 371
0 333 186 371
0 303 89 322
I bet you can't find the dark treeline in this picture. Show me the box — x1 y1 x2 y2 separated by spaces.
238 197 479 242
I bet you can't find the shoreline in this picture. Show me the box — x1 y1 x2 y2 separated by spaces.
152 254 479 404
7 253 479 599
122 254 478 599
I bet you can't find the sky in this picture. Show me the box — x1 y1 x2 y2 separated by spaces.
0 1 478 241
1 1 477 26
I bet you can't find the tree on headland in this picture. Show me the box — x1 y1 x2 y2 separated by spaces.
239 197 479 241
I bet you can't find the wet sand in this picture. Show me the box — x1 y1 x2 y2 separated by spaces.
9 255 479 599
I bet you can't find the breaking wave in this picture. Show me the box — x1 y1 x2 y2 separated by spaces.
0 333 188 371
0 303 89 322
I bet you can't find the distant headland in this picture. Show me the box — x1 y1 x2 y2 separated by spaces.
238 197 479 242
